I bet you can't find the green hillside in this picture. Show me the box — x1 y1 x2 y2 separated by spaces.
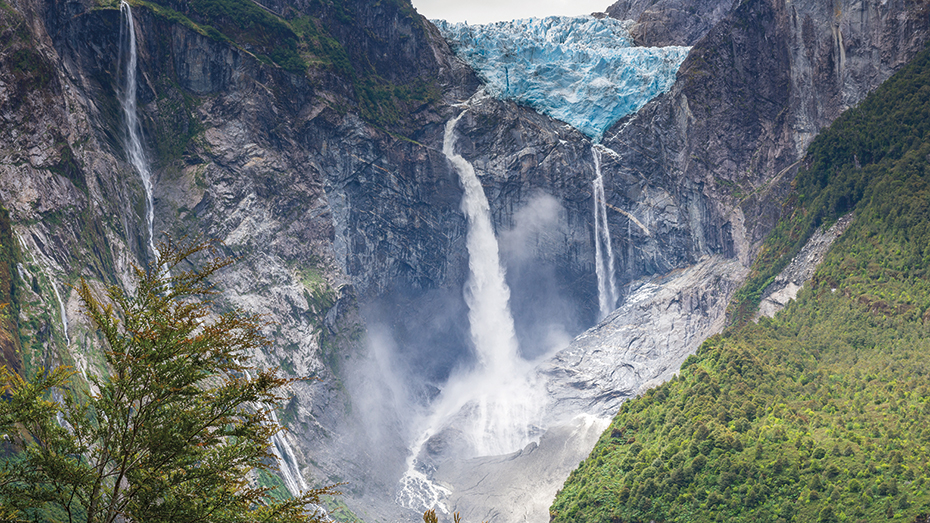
550 45 930 523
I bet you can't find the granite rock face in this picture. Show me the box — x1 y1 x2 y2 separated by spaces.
597 0 930 277
606 0 737 46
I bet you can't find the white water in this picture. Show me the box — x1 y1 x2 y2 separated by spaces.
592 145 618 320
243 370 324 519
119 2 158 261
50 280 70 347
398 112 544 511
267 409 309 496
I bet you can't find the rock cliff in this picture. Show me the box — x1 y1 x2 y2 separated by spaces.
606 0 736 46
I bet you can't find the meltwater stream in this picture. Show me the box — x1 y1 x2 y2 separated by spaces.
398 112 544 511
592 146 618 320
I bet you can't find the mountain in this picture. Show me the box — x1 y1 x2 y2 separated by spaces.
551 40 930 523
0 0 928 520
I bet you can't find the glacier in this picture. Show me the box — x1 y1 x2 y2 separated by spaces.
434 16 691 141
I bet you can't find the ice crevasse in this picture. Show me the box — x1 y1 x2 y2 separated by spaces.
434 16 691 141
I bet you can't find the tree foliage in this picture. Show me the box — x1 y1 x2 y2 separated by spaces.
0 239 336 522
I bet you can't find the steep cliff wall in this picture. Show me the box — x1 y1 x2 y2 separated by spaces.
601 0 930 269
606 0 736 46
1 0 600 517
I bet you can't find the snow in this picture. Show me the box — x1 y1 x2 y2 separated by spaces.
434 16 691 141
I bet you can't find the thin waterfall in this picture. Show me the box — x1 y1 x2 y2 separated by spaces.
398 111 543 511
118 2 158 261
243 370 326 518
50 280 69 347
593 145 618 320
267 409 309 495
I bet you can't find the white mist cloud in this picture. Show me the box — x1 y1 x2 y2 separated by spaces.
411 0 612 24
499 192 566 263
498 193 576 358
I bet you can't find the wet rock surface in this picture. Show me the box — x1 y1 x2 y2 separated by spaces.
539 255 748 424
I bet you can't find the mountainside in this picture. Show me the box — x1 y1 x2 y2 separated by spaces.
0 0 929 520
551 41 930 522
606 0 736 46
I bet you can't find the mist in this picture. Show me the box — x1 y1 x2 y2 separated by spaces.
500 192 580 360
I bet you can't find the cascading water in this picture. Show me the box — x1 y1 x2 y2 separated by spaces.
118 2 158 261
50 280 70 347
444 111 541 455
398 111 544 511
242 370 323 518
592 146 618 320
267 408 309 496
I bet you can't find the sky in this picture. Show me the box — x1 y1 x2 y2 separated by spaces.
411 0 614 24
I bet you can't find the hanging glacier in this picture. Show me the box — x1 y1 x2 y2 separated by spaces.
433 16 691 140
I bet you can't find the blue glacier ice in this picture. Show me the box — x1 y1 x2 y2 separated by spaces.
434 16 691 141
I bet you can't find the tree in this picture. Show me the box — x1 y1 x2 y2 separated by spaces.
0 239 336 522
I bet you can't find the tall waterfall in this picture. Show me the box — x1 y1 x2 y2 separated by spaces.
398 112 543 511
593 145 618 320
442 112 541 455
118 2 158 261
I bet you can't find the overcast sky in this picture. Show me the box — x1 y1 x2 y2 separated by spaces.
411 0 614 24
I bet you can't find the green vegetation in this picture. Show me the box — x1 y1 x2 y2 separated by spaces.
296 262 336 317
0 239 337 522
138 0 306 73
551 45 930 523
729 44 930 325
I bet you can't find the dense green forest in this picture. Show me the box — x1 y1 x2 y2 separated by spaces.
550 45 930 523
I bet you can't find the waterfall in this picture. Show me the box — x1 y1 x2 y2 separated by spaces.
268 413 331 523
593 145 618 320
398 111 543 511
118 2 158 261
242 371 326 519
50 280 69 347
442 112 540 455
267 409 309 496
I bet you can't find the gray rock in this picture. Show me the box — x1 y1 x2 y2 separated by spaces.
607 0 737 46
756 212 854 319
